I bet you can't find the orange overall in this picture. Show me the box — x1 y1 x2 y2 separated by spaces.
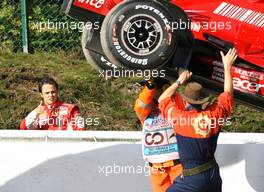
159 92 233 192
134 86 183 192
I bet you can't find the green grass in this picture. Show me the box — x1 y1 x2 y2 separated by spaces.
0 51 140 130
0 51 263 132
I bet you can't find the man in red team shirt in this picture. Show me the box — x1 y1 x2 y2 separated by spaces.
20 77 84 130
158 48 237 192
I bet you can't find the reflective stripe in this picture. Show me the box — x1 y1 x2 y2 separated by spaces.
137 99 152 109
167 107 174 121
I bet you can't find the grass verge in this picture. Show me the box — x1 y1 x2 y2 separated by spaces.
0 51 263 132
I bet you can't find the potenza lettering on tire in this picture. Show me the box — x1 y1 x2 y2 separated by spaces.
100 0 177 69
135 5 170 27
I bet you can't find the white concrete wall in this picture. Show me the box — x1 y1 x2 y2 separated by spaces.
0 131 263 192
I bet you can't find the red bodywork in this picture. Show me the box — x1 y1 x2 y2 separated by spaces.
72 0 264 99
73 0 264 68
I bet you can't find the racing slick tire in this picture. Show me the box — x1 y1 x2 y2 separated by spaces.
100 0 178 70
82 26 117 72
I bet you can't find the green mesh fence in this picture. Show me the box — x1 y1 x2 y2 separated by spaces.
0 0 82 53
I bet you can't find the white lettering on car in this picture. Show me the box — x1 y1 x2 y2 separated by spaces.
77 0 105 9
233 77 264 93
234 68 263 80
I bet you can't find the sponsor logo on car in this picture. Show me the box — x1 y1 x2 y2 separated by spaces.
234 68 263 80
233 77 264 93
211 61 264 94
75 0 105 9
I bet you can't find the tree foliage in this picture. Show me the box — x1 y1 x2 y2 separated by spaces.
0 0 81 53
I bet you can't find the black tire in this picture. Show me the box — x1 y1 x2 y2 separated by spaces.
100 0 177 70
82 26 118 72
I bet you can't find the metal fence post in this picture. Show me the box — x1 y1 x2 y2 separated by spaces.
20 0 29 53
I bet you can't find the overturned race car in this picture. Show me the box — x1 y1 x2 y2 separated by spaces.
61 0 264 110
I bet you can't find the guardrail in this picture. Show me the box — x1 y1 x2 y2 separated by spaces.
1 130 263 143
0 131 263 192
0 130 142 142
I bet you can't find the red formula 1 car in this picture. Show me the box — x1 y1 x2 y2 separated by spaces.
62 0 264 110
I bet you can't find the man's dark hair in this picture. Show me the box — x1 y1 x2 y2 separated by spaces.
38 77 59 93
